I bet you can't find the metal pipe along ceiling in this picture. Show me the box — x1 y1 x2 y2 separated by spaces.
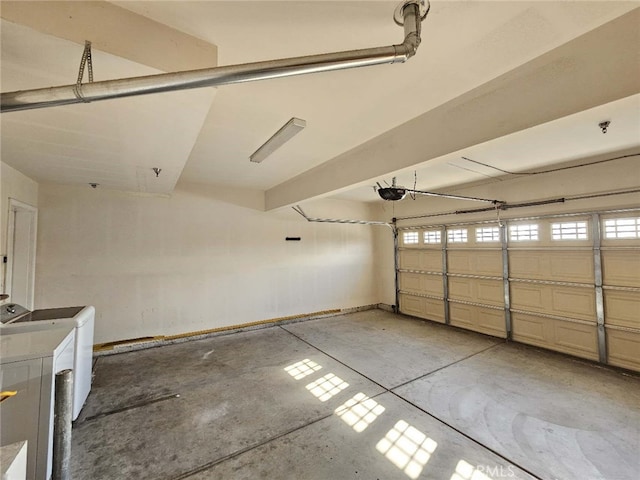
1 1 426 113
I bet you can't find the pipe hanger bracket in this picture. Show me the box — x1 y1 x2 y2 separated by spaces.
73 41 94 103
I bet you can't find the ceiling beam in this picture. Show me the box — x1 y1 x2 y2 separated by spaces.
0 0 217 72
265 8 640 210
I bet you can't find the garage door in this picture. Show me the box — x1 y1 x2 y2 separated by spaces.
398 228 445 323
509 216 598 361
601 214 640 371
397 209 640 372
447 224 506 337
398 223 508 337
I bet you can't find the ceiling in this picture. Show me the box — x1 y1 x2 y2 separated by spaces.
1 1 638 206
337 93 640 202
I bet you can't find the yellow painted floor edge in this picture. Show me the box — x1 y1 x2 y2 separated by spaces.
93 336 165 352
93 309 341 352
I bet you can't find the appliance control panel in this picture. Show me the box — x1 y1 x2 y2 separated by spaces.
0 304 31 325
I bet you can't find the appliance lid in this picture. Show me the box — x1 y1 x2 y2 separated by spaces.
9 306 87 325
28 307 84 322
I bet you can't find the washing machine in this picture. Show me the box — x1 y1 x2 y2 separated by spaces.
1 325 76 480
1 304 95 420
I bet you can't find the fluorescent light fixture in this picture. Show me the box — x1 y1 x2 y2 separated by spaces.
250 117 306 163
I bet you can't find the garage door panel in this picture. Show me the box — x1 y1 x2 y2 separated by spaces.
449 303 473 328
511 312 546 342
552 288 596 318
449 303 506 337
424 298 446 323
448 250 502 276
399 250 421 270
555 323 598 358
399 273 443 296
602 250 640 287
511 312 598 361
447 252 468 273
399 294 445 323
476 307 506 337
551 253 593 281
511 283 596 321
449 277 503 306
476 280 504 305
607 328 640 372
511 284 544 308
424 275 444 296
476 252 502 275
400 294 426 319
420 251 443 271
604 290 640 329
400 273 422 293
399 250 442 272
448 278 472 300
509 250 594 283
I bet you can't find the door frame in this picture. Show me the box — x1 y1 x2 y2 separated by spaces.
5 198 38 309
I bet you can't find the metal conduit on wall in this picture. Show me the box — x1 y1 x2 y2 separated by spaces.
1 1 428 112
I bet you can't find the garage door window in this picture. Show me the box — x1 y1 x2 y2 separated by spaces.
476 226 500 242
423 230 441 244
402 231 419 245
509 224 538 242
604 217 640 239
551 221 588 240
448 228 468 243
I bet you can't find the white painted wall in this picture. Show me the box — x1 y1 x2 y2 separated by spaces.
1 162 39 296
373 210 396 308
373 152 640 306
35 182 378 343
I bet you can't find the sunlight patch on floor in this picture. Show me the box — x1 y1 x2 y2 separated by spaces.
335 393 385 432
376 420 438 479
284 358 322 380
305 373 349 402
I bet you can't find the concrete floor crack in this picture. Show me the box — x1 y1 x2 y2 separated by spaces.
74 393 180 426
389 341 505 391
171 413 335 480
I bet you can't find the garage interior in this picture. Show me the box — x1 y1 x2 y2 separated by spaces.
1 1 639 480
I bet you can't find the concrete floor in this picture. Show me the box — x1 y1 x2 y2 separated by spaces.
71 310 640 480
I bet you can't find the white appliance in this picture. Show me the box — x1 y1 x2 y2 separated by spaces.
0 325 76 480
0 441 28 480
0 305 95 420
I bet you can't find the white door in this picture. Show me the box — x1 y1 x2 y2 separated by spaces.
5 199 37 309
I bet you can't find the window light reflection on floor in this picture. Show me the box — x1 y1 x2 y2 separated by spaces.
284 359 322 380
450 460 494 480
335 393 385 432
305 373 349 402
376 420 438 479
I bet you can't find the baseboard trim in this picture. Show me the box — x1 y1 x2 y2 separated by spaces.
93 304 382 356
